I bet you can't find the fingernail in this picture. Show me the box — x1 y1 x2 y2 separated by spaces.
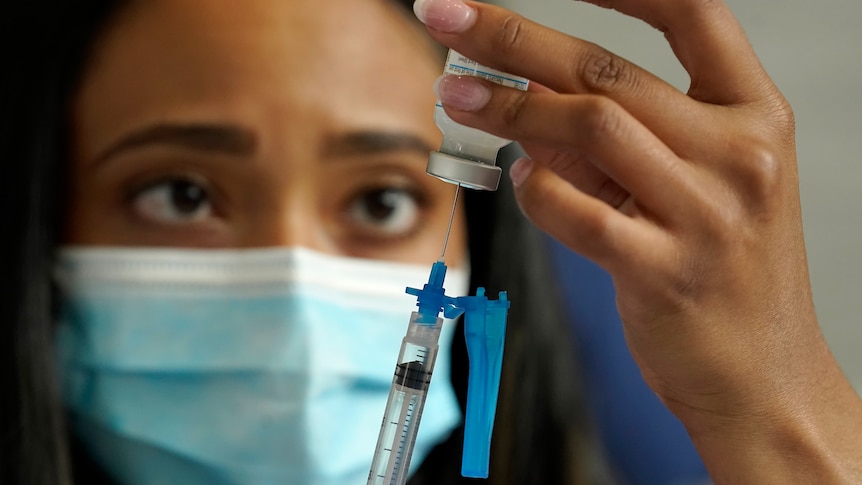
509 158 534 188
414 0 477 33
433 74 491 111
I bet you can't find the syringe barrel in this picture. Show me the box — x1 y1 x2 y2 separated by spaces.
367 312 443 485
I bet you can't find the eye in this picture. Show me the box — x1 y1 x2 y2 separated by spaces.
131 177 213 225
346 187 421 237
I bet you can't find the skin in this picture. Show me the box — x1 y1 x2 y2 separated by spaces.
66 0 466 268
415 0 862 482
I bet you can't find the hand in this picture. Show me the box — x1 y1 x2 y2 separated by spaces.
414 0 862 481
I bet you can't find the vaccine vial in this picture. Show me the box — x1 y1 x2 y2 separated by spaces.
427 50 529 191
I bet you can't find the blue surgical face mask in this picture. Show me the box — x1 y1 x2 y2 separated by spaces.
55 247 468 485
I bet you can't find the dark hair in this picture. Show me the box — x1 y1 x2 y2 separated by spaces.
1 2 121 484
0 2 603 484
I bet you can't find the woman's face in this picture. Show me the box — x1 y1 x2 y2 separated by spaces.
67 0 465 265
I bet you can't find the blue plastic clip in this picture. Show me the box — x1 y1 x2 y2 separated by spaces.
406 260 464 323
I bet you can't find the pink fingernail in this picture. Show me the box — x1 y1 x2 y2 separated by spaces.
433 74 491 111
414 0 477 33
509 158 534 188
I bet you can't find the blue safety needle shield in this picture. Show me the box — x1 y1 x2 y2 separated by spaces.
455 289 509 478
405 261 510 479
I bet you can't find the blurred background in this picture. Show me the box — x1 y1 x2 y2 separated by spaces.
494 0 862 483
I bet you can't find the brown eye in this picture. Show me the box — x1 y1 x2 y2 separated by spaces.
346 187 420 237
132 178 213 224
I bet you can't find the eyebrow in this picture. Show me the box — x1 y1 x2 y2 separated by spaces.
322 131 435 158
92 123 257 166
91 124 434 167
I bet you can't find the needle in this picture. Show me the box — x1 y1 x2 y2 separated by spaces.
440 184 461 260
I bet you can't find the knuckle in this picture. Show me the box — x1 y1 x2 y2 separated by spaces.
577 48 633 93
576 96 624 142
500 90 531 129
594 178 630 210
745 146 784 200
730 135 785 205
685 137 787 257
587 210 617 246
765 93 796 137
543 150 576 174
497 14 527 51
545 151 592 181
587 210 637 263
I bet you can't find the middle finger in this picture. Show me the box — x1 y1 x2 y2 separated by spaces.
435 74 698 223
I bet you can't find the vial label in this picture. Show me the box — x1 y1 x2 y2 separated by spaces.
443 50 529 91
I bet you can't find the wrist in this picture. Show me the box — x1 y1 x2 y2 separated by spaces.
677 351 862 483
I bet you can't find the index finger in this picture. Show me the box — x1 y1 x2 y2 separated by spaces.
414 0 774 106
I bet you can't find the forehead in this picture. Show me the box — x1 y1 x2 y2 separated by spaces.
90 0 432 68
75 0 441 156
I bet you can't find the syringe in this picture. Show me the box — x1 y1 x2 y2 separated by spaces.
367 256 511 483
367 261 453 485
